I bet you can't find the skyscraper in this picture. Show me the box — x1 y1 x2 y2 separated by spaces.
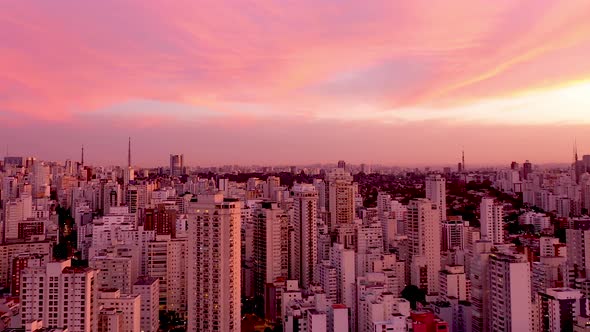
523 160 533 180
31 160 49 198
291 183 318 289
133 277 160 332
425 174 447 221
169 154 184 177
187 193 241 332
407 198 441 294
441 217 466 251
253 201 289 301
21 260 99 332
480 198 504 244
325 168 355 231
566 225 590 278
538 288 585 332
488 253 532 332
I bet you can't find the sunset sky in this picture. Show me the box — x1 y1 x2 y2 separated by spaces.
2 1 590 166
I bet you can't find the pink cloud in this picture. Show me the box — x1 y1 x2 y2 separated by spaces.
2 0 590 164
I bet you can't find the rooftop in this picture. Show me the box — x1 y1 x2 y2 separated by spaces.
134 276 159 285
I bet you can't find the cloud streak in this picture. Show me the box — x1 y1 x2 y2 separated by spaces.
1 0 590 164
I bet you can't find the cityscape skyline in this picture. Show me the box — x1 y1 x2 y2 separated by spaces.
4 2 590 331
3 1 590 165
1 139 589 168
2 155 590 331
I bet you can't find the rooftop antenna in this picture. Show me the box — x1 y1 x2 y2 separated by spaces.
574 138 580 184
462 147 465 172
81 145 84 166
128 137 132 168
574 137 579 164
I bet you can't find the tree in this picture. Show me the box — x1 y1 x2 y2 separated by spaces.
401 285 426 310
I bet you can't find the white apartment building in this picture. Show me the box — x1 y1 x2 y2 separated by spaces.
538 288 585 332
439 265 470 301
20 260 99 332
567 226 590 278
0 240 51 288
425 174 447 221
133 277 160 332
520 212 551 233
98 289 141 332
488 252 532 332
146 235 187 315
480 198 504 244
90 255 135 294
442 218 466 251
407 198 441 295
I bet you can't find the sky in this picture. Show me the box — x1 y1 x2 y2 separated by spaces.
2 1 590 167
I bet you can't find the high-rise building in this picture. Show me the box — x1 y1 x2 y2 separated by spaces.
1 176 18 201
99 307 124 332
538 288 585 332
442 217 466 251
97 289 141 332
187 193 241 332
31 160 50 198
3 156 23 167
253 201 289 302
488 253 532 332
376 192 392 222
291 183 319 289
125 185 147 215
264 176 281 200
318 262 338 304
133 277 160 332
360 163 371 174
0 240 52 288
539 237 563 257
566 226 590 278
480 198 504 244
407 198 441 294
523 160 533 180
146 235 187 314
144 205 177 238
325 168 355 230
169 154 184 177
90 255 135 294
425 174 446 221
328 304 349 332
583 155 590 173
10 253 46 296
20 260 99 332
470 240 493 332
438 265 469 301
330 243 355 308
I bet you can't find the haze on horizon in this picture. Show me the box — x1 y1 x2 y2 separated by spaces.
2 1 590 167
